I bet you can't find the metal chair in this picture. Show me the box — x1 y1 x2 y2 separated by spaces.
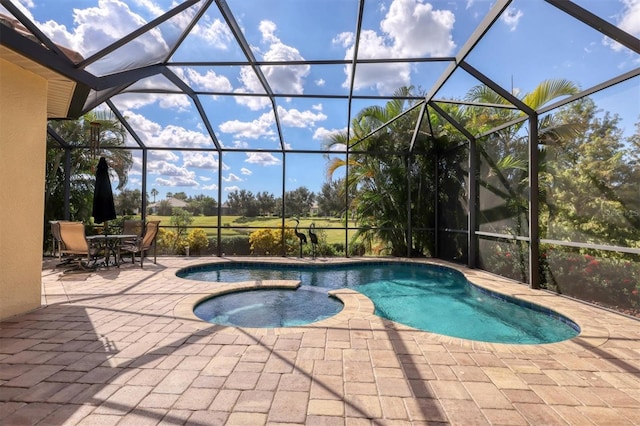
58 221 101 272
120 221 160 267
49 220 67 261
121 219 144 244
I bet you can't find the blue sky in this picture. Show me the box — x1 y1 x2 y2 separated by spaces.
3 0 639 202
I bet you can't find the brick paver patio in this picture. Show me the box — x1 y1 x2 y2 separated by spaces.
1 257 638 425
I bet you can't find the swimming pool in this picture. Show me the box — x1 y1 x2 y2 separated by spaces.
178 261 580 344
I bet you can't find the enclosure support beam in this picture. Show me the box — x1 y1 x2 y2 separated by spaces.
281 153 287 257
64 149 71 220
433 152 439 259
406 154 412 258
529 115 541 289
468 137 478 269
217 152 223 257
141 149 147 224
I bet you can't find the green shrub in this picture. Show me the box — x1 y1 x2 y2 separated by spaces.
221 236 251 255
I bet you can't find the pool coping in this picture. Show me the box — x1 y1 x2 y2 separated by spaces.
171 258 610 353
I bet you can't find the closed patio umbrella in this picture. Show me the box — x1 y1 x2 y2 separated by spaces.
92 156 117 233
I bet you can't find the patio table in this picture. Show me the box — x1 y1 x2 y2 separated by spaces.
87 234 137 268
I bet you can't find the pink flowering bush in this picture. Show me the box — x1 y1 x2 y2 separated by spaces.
482 240 640 317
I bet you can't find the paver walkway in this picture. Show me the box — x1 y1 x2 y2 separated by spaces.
1 257 639 425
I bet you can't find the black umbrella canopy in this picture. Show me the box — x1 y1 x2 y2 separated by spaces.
92 157 117 226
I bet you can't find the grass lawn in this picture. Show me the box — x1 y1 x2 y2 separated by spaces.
145 215 353 245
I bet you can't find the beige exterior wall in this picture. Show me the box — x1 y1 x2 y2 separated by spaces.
0 58 47 320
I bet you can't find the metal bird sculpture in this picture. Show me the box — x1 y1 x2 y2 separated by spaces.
293 218 306 258
308 223 318 259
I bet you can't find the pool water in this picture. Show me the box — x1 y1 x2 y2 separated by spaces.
179 262 580 344
194 287 343 328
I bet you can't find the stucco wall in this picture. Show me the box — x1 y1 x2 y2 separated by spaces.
0 58 47 320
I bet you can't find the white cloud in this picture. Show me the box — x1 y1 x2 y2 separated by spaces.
277 106 327 128
200 176 212 181
241 168 253 175
500 6 523 31
223 173 242 182
336 0 456 94
112 92 191 112
123 111 213 148
148 150 179 162
245 152 281 166
315 79 326 87
234 21 310 108
224 185 240 192
152 159 199 187
219 112 275 139
192 16 234 49
183 152 220 169
37 0 173 75
313 126 346 142
333 32 354 47
605 0 640 52
155 175 199 187
342 31 411 94
158 94 192 111
381 0 456 57
234 68 271 110
183 68 233 92
201 183 218 191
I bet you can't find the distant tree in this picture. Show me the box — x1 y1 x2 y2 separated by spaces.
317 179 345 217
172 191 188 200
150 188 159 203
115 189 142 215
187 195 217 216
227 189 258 216
256 191 277 215
285 187 315 217
200 196 218 216
543 98 639 246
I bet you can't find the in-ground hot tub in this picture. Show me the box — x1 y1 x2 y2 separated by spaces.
193 286 343 328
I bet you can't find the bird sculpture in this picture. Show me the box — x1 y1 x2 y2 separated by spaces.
293 218 307 258
308 223 318 259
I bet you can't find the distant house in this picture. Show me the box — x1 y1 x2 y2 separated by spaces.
309 201 319 216
148 197 188 214
219 202 232 216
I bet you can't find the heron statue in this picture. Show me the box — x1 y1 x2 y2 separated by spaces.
308 223 318 259
292 218 307 258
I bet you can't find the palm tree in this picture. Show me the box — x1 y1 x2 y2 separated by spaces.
151 188 159 203
45 110 134 228
325 86 437 256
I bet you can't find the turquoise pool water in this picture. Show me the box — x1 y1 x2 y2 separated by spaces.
179 262 580 344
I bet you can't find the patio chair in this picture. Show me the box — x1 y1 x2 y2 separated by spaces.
120 221 160 267
58 221 101 272
49 220 68 261
121 219 144 244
